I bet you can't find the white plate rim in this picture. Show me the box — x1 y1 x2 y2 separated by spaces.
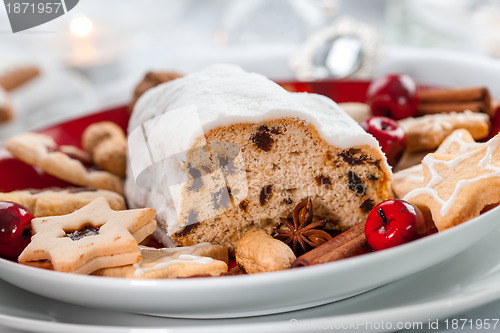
1 205 500 319
2 262 500 333
2 204 499 287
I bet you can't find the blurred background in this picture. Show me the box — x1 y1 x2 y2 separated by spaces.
2 0 500 138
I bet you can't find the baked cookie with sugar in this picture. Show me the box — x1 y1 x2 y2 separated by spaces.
0 187 125 217
18 197 156 274
403 132 500 231
392 164 425 199
434 128 482 155
392 129 481 198
5 132 124 194
398 110 489 152
93 243 228 279
82 122 127 178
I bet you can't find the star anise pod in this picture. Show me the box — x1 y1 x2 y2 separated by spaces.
273 197 332 256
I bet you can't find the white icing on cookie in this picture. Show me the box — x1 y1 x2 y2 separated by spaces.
404 138 500 216
436 129 480 154
393 164 424 184
138 243 212 255
134 249 214 276
399 110 489 134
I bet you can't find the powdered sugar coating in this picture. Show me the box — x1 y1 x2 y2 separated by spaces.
130 64 380 151
125 65 387 237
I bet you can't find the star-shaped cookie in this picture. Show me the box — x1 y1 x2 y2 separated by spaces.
392 129 481 199
404 133 500 231
0 187 125 217
18 197 156 274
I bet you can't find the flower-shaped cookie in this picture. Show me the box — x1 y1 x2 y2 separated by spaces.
0 187 125 217
18 197 156 274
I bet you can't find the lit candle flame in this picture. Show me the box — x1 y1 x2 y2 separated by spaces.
70 15 93 37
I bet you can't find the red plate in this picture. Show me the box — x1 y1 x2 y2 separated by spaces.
0 80 369 193
0 106 129 192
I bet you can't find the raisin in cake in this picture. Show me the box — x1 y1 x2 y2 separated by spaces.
126 65 393 250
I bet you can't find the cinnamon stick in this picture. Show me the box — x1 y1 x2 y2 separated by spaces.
417 101 483 115
292 221 372 268
417 87 493 117
419 87 489 103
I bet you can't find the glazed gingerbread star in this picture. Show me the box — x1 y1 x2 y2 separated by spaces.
404 132 500 231
18 197 156 274
392 129 481 199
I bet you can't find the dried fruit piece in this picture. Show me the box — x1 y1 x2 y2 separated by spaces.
259 185 273 205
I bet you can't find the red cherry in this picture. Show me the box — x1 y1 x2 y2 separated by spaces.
367 74 419 120
0 201 33 261
365 199 434 251
360 116 407 167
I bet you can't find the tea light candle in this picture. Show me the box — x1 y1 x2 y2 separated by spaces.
64 14 120 80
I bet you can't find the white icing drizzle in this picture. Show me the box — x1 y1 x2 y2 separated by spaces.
133 243 216 277
138 242 212 255
406 174 425 184
393 164 424 184
404 138 500 216
399 110 489 134
134 254 214 277
436 129 480 154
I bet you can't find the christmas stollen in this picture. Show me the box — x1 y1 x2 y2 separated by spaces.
125 65 393 250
